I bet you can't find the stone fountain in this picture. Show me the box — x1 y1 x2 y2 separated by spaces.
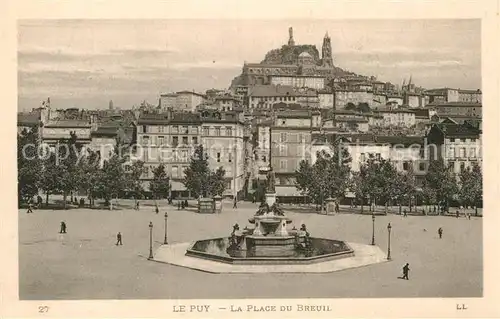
185 167 354 264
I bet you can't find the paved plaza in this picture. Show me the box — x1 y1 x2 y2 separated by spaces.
19 201 482 299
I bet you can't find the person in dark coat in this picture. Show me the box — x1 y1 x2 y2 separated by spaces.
233 198 238 209
155 205 159 214
116 232 122 245
184 199 188 208
26 202 34 214
59 221 67 234
402 263 410 280
438 227 443 239
135 201 140 210
37 195 43 208
403 209 408 217
456 210 460 218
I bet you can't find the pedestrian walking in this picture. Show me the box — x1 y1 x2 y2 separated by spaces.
468 212 471 220
26 202 34 214
116 232 122 245
59 221 67 234
335 202 340 214
456 210 460 218
155 205 159 214
403 209 408 217
438 227 443 239
233 198 238 209
402 263 410 280
135 201 140 210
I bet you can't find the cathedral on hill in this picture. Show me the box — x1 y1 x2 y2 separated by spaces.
230 27 357 90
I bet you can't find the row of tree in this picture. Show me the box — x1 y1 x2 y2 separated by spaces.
17 128 227 209
296 142 483 215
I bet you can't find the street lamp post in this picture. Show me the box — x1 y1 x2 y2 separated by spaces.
371 213 375 245
148 221 154 260
387 222 392 260
164 212 168 245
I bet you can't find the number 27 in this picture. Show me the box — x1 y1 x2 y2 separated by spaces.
38 306 49 313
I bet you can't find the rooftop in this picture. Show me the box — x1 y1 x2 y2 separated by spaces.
249 85 296 97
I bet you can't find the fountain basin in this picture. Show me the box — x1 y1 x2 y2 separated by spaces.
185 237 354 265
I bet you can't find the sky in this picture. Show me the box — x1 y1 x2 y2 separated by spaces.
17 19 481 111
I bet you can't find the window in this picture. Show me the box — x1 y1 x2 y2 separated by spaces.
461 138 466 143
262 155 266 162
215 127 221 136
228 152 232 163
471 138 476 143
279 159 287 169
470 148 476 158
182 136 188 145
172 166 178 178
203 126 209 135
142 125 147 133
403 162 410 171
282 120 286 125
172 126 179 134
419 162 426 171
375 153 381 160
460 162 466 172
448 161 455 170
226 127 233 136
279 145 287 156
217 152 221 163
459 147 466 158
143 166 149 176
181 150 188 161
280 132 287 142
360 153 365 162
159 126 164 133
158 136 164 145
192 137 198 145
182 126 189 134
192 126 199 134
172 136 178 147
143 135 150 145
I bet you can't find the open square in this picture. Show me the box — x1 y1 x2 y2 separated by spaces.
19 201 482 299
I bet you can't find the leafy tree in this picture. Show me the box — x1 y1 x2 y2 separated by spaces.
150 163 171 201
183 145 210 198
56 131 84 209
424 159 459 213
358 155 398 212
183 145 227 198
459 162 482 216
40 148 63 207
126 160 145 207
295 143 351 210
207 167 226 197
345 102 356 110
295 160 314 204
391 164 417 213
96 146 127 210
78 149 101 207
17 127 42 205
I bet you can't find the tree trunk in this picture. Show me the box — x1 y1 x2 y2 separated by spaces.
45 192 49 207
360 201 364 213
409 198 412 212
385 202 388 214
399 203 402 214
63 192 67 210
475 204 478 216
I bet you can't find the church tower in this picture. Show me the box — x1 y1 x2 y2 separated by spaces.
288 27 295 46
321 32 333 67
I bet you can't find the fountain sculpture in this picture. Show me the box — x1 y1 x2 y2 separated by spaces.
185 167 354 264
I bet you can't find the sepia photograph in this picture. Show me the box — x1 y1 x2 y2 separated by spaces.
15 17 486 303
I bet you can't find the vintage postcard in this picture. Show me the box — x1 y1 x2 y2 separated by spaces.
2 0 499 318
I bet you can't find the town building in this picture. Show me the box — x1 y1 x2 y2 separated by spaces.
426 123 482 175
374 107 416 127
424 88 482 104
427 102 482 118
248 85 297 110
270 109 318 200
159 91 206 112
